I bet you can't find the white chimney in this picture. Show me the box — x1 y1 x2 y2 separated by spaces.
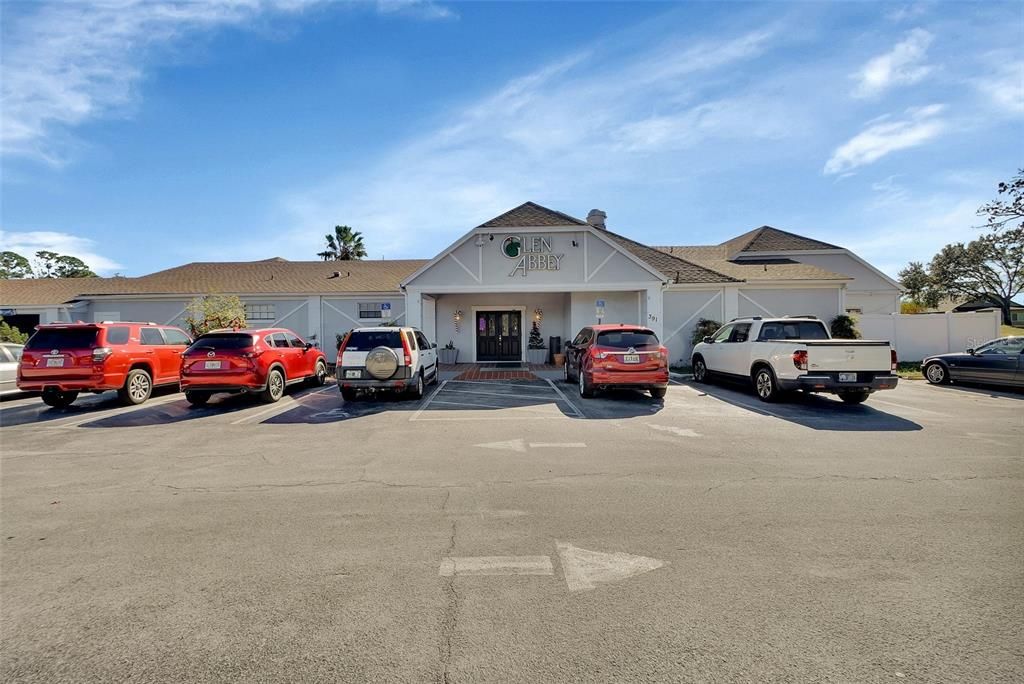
587 209 607 230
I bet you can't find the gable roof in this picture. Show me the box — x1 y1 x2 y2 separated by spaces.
654 245 851 282
723 225 841 254
953 295 1024 311
1 277 125 306
477 201 588 228
601 231 739 284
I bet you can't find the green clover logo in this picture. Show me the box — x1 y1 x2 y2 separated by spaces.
501 236 521 259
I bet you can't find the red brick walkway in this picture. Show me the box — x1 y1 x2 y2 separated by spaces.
444 363 560 382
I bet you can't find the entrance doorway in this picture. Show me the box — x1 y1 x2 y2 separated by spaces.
476 310 522 362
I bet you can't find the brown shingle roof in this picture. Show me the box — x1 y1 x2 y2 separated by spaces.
0 277 126 306
601 231 740 284
478 201 588 228
654 245 850 281
723 226 840 254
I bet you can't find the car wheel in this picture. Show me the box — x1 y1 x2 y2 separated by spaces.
753 366 780 403
409 372 424 400
692 357 708 384
118 369 153 406
839 391 871 404
185 391 210 406
924 362 949 385
578 368 595 398
340 387 357 402
309 360 327 387
563 361 570 383
649 387 667 399
41 389 78 409
260 368 285 404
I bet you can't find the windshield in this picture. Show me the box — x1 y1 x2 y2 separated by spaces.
187 333 256 352
595 329 660 349
345 331 402 350
758 321 829 341
25 328 99 350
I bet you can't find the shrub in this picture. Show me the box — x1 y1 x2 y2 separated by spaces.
830 314 861 339
900 300 927 314
691 318 722 347
184 294 247 337
0 317 28 344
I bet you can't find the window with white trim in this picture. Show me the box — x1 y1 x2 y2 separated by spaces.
246 303 276 321
359 303 386 319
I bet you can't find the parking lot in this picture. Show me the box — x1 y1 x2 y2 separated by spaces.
2 377 1022 682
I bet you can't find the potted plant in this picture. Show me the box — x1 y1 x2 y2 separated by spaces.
526 321 547 365
438 341 459 365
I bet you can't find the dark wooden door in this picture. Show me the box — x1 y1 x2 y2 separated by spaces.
476 311 521 362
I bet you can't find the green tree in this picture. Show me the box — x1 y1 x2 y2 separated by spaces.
690 318 722 347
977 168 1023 233
898 261 940 308
0 251 33 279
184 295 248 337
830 314 862 339
926 230 1022 325
32 250 98 278
0 317 29 344
317 225 367 261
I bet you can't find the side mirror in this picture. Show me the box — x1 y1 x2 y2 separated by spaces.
432 342 438 349
703 336 714 344
965 348 974 355
304 342 313 351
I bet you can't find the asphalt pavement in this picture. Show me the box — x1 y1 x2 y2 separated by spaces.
1 377 1022 682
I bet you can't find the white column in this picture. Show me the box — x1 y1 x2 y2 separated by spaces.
405 289 423 330
645 286 664 339
723 286 740 321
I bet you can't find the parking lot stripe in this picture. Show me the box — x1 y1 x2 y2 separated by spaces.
39 394 183 430
446 379 529 388
544 378 584 418
228 385 336 425
869 398 949 417
409 380 448 422
428 399 560 412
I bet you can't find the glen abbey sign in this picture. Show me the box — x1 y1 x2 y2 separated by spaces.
501 235 565 278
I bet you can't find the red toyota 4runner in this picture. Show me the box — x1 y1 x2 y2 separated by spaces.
18 321 193 408
179 328 328 405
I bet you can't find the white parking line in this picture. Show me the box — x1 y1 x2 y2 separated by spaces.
543 378 584 418
409 380 448 422
429 400 561 413
229 385 335 425
40 394 183 430
447 379 528 387
869 398 950 417
443 387 564 402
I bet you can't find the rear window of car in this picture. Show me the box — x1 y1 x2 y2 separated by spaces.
345 331 402 350
758 321 829 341
595 329 660 349
105 326 131 345
187 333 256 351
25 328 99 350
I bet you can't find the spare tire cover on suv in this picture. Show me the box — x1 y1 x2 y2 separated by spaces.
365 346 400 380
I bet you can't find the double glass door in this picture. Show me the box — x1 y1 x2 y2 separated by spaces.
476 311 522 362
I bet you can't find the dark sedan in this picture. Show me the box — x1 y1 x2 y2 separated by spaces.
923 336 1023 388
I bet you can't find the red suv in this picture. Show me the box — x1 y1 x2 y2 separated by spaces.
563 324 670 399
18 321 193 408
179 327 327 405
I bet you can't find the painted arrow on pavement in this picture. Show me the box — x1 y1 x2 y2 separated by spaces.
439 542 667 593
474 439 586 452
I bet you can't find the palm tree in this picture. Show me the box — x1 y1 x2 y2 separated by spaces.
318 225 368 261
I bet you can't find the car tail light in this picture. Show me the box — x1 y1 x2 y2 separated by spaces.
401 331 413 366
891 349 898 372
92 347 112 363
792 350 808 371
337 332 351 355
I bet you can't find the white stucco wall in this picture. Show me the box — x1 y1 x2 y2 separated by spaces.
322 296 406 362
737 287 841 322
845 291 902 315
661 289 726 365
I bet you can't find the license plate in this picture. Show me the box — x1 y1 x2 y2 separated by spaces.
204 361 222 370
345 370 361 379
46 358 64 367
839 372 857 382
622 354 641 364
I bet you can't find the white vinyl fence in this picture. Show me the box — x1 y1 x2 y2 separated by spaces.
857 311 1002 362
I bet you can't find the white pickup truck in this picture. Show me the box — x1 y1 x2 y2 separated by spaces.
690 317 898 404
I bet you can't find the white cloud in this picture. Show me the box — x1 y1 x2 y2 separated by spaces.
0 0 453 166
276 26 795 259
0 230 123 274
973 59 1024 115
824 104 946 175
852 28 934 98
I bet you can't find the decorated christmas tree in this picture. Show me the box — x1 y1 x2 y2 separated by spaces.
528 320 545 349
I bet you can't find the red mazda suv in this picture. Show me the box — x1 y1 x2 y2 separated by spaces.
18 321 193 408
179 328 327 405
563 324 670 399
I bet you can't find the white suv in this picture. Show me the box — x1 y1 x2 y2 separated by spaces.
336 327 438 401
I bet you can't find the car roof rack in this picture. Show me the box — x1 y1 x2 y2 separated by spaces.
782 315 819 319
728 316 761 322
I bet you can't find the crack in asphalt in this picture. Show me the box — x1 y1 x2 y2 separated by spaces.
439 489 458 684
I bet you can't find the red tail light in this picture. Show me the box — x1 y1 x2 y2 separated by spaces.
891 349 898 372
401 331 413 366
92 347 113 364
792 350 808 371
337 332 351 355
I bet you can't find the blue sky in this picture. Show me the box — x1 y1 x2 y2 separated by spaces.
1 0 1021 279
